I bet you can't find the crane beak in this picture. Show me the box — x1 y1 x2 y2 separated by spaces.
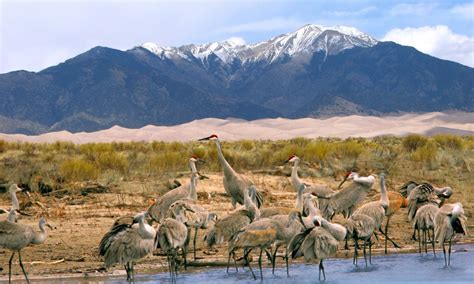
46 223 55 230
197 158 206 164
338 176 348 189
198 172 210 180
198 136 212 141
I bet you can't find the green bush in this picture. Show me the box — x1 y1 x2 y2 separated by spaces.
335 140 364 160
434 134 464 150
411 141 438 163
403 134 428 151
60 159 99 181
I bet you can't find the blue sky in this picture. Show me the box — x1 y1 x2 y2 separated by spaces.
0 0 473 73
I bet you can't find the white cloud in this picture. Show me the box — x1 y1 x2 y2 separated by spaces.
389 3 437 16
382 25 474 67
450 3 474 20
225 37 246 46
325 6 377 17
216 18 304 34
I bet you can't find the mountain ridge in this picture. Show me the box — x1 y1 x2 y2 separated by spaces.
0 24 472 135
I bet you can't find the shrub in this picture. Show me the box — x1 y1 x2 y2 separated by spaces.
335 140 364 160
60 159 99 181
306 141 334 163
96 152 129 173
402 134 428 151
434 134 464 150
411 141 438 164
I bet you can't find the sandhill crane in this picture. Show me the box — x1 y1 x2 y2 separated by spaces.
269 211 304 276
204 187 258 251
321 171 375 220
0 216 50 283
289 215 347 281
301 193 321 228
345 213 376 267
2 184 23 222
198 134 264 208
284 155 334 212
434 202 468 267
413 203 439 256
352 173 400 252
405 182 452 241
401 181 453 205
372 190 408 253
156 217 188 280
168 199 217 260
148 156 206 222
99 212 156 282
227 217 277 280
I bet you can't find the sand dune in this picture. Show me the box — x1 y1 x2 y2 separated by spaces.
1 112 472 143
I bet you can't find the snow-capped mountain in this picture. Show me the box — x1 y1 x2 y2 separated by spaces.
141 24 378 65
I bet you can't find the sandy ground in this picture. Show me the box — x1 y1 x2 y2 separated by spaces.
0 172 472 282
0 112 473 143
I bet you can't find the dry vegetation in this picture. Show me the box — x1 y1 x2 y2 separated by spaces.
0 134 472 280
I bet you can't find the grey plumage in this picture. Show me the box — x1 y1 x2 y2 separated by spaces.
227 214 301 279
289 215 346 281
0 216 49 283
406 182 453 221
269 211 305 275
168 199 217 260
156 217 188 280
285 155 334 213
434 202 468 266
148 158 202 222
322 172 375 220
99 212 156 282
198 135 264 209
345 213 376 267
204 188 258 249
413 203 438 256
351 173 400 252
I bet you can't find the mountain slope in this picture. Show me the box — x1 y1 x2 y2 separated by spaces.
0 25 472 134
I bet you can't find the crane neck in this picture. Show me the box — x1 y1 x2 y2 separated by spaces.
380 176 389 211
291 160 304 191
295 185 304 212
189 159 198 174
9 190 19 211
244 189 260 220
214 139 234 176
304 197 319 217
138 216 155 239
33 221 48 245
188 173 199 201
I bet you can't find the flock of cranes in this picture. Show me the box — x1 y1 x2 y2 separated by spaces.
0 134 469 283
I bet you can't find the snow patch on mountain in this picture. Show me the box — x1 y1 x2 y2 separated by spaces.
140 24 378 65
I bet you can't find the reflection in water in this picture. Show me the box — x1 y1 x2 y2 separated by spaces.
36 244 474 283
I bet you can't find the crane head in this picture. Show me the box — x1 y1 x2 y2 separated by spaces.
312 216 322 227
283 154 299 164
198 134 218 141
190 154 206 164
338 171 354 189
9 184 22 194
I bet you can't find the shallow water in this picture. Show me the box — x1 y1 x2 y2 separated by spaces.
40 244 474 283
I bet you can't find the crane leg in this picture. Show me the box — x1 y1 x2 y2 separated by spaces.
418 228 421 254
227 251 231 273
9 251 15 283
285 247 290 277
384 218 390 254
258 249 263 280
442 242 447 267
363 240 368 268
271 245 278 274
379 228 400 248
193 228 198 261
353 238 359 266
448 238 452 267
344 234 350 250
431 229 436 258
319 259 326 281
18 251 30 284
369 238 372 264
411 226 417 241
424 230 428 254
246 249 257 280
